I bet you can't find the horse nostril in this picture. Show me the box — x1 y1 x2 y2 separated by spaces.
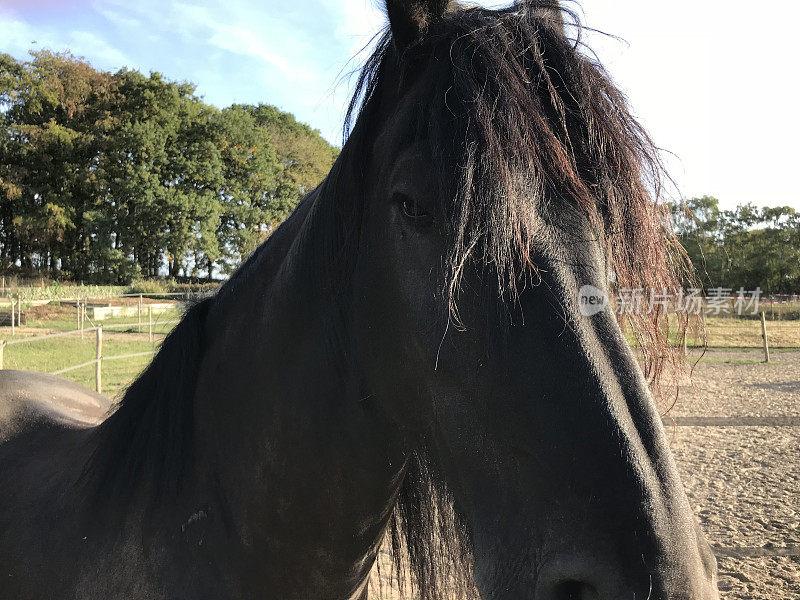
535 556 605 600
552 580 598 600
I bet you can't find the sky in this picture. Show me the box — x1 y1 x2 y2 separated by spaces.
1 0 797 211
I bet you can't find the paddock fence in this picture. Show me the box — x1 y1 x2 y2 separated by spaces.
0 319 182 394
0 292 197 395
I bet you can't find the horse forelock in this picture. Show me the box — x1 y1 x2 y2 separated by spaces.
342 3 688 378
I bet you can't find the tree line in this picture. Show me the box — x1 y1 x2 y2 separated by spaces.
674 196 800 293
3 52 796 291
0 51 338 283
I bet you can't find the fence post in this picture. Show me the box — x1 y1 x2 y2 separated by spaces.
18 298 22 328
76 300 81 331
760 311 770 363
10 299 14 336
138 294 143 333
148 304 153 343
80 301 85 340
95 326 103 394
0 340 5 370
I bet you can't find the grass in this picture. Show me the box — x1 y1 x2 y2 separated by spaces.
4 285 128 302
1 278 219 302
0 299 183 398
685 317 800 348
25 310 182 334
0 295 189 399
0 332 159 399
627 316 800 350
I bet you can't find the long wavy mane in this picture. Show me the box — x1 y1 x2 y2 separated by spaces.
340 3 688 598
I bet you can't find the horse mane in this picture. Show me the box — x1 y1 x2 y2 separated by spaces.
78 185 325 504
338 3 688 599
82 297 212 502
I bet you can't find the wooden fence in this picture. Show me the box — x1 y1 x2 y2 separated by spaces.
0 318 180 394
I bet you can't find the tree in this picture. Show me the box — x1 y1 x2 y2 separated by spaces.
675 197 800 293
240 104 339 215
213 106 280 274
0 51 112 277
0 50 339 283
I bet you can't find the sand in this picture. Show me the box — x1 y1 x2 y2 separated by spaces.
668 349 799 598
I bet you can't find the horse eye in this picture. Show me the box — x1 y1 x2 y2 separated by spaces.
397 194 433 225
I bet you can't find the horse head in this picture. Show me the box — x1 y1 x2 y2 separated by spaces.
339 2 719 598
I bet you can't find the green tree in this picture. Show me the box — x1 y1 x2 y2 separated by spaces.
240 103 339 215
1 50 339 283
213 106 280 274
675 197 800 293
0 51 112 277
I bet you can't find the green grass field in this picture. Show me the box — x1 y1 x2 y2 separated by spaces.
0 333 158 398
0 303 182 398
685 317 800 348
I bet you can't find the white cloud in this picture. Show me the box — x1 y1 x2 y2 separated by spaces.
0 13 132 69
322 0 385 54
93 4 141 30
171 2 323 80
67 30 132 67
0 15 38 54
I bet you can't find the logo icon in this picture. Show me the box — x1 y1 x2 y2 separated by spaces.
578 285 608 317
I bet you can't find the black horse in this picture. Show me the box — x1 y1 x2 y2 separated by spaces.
0 2 719 599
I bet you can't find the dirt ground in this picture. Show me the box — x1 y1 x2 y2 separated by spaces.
368 349 799 598
668 349 799 599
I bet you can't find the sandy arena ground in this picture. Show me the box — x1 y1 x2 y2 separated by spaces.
369 349 799 598
668 349 799 599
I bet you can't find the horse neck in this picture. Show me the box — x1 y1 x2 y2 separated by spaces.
190 187 407 595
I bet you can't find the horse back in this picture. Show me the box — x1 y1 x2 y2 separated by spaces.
0 370 112 442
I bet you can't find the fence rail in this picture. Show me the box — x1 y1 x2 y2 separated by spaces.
50 359 104 376
0 307 182 393
1 319 180 346
4 327 93 346
4 325 168 393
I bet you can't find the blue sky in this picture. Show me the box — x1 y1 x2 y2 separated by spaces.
1 0 798 210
